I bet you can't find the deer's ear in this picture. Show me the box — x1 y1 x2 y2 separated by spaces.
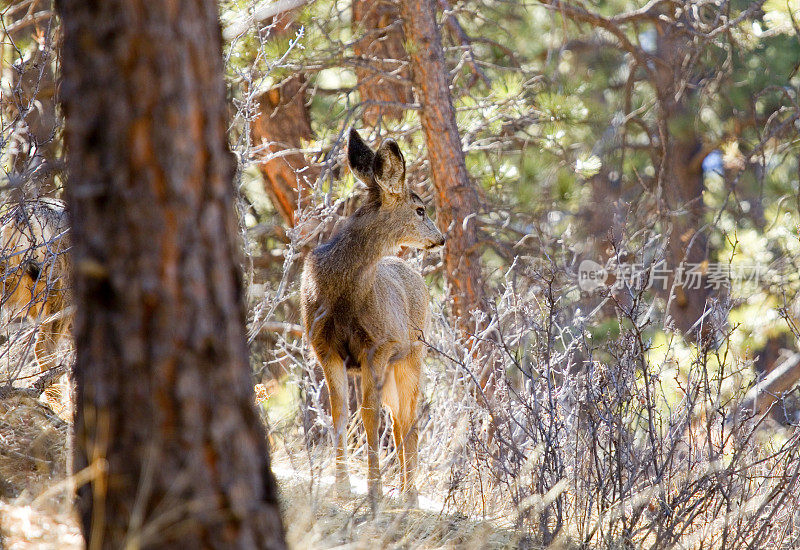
373 139 405 195
348 128 374 183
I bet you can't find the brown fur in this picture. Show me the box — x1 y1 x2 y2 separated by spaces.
301 129 445 504
1 198 71 405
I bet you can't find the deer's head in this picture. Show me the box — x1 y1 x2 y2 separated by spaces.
348 128 445 251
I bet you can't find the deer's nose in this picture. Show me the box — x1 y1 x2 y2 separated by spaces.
427 235 446 250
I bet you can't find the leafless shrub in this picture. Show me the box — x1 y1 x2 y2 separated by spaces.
2 2 800 548
239 175 799 546
1 4 70 415
405 237 800 548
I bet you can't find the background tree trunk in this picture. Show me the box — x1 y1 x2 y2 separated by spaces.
352 0 412 126
3 0 60 195
247 11 317 228
398 0 507 414
398 0 485 325
58 1 286 548
653 20 711 337
250 74 318 227
251 0 412 230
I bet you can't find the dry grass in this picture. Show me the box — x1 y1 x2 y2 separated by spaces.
2 307 800 549
0 391 80 549
3 230 800 549
0 372 517 550
278 473 521 549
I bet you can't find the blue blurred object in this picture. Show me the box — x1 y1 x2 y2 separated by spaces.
702 150 723 176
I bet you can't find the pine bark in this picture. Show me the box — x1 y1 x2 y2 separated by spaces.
250 74 318 227
398 0 485 323
353 0 412 125
653 20 710 336
251 0 412 229
58 1 286 548
247 12 318 228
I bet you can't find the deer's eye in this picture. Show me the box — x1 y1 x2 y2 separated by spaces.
416 207 425 217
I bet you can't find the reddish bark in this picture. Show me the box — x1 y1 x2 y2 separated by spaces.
58 0 286 547
250 74 318 227
352 0 413 125
399 0 485 324
251 1 410 227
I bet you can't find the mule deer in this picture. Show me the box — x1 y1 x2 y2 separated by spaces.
301 128 445 504
1 198 71 407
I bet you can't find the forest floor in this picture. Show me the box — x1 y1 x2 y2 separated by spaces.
0 392 81 549
0 388 523 549
272 448 520 549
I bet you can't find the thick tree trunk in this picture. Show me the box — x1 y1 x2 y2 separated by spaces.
398 0 485 324
654 21 711 337
58 1 286 548
352 0 412 126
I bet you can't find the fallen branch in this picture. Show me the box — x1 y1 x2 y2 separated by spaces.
223 0 309 41
32 363 68 394
0 364 67 400
738 353 800 416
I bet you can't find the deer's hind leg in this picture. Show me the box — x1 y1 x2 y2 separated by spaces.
385 353 421 505
320 353 351 496
361 345 398 506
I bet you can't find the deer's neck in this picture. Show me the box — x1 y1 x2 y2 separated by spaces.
316 212 397 291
